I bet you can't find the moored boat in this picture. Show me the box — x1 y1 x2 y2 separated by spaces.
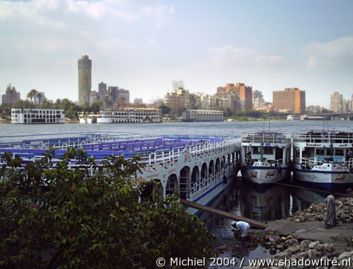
0 133 241 215
240 132 291 184
293 130 353 190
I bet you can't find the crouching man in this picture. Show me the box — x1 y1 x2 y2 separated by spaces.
231 221 250 239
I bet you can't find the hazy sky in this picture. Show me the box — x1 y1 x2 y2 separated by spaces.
1 0 353 107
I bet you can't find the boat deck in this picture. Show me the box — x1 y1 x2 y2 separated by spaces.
0 133 231 165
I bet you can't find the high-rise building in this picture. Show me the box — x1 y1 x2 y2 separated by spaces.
272 88 306 114
216 82 252 111
108 86 130 107
210 93 240 113
164 88 190 115
133 98 143 105
78 55 92 106
234 83 252 111
89 91 99 106
116 89 130 107
2 85 21 105
330 91 343 113
98 82 108 97
252 90 265 109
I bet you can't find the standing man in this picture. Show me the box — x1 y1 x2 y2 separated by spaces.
325 194 337 228
231 221 250 238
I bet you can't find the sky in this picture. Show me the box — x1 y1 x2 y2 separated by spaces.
1 0 353 107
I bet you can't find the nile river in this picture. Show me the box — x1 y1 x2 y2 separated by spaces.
0 120 352 140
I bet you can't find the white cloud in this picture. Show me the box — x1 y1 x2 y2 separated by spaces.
208 45 284 66
256 54 284 65
98 38 133 50
0 0 175 25
66 0 107 20
307 36 353 70
16 38 80 52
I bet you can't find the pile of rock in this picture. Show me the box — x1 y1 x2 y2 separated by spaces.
336 197 353 223
287 197 353 224
243 240 339 269
272 240 334 261
246 232 300 255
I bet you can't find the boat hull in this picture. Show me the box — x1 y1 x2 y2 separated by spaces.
294 169 353 190
242 166 288 184
189 177 233 216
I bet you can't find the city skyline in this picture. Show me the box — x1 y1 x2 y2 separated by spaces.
1 0 353 107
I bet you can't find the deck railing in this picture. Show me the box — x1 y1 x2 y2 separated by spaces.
241 133 290 144
297 157 353 169
145 138 239 165
244 158 283 167
293 133 353 144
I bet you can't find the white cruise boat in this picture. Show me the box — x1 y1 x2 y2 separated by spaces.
79 108 162 124
293 130 353 190
240 132 291 184
0 134 240 216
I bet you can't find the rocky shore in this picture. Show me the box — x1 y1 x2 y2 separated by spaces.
241 196 353 269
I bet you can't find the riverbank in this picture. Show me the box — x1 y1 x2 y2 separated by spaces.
241 195 353 268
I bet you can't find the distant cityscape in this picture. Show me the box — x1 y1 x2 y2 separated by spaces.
1 54 353 118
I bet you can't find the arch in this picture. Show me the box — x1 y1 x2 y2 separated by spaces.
180 166 190 199
221 155 225 170
166 174 178 196
191 166 200 193
209 160 214 181
153 179 164 198
201 162 208 187
201 162 207 181
140 179 164 201
215 157 221 178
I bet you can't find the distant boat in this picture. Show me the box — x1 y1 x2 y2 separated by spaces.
240 132 291 184
287 115 301 121
79 108 162 124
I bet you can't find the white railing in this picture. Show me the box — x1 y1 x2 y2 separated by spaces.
293 133 353 144
244 158 283 167
241 132 290 144
298 157 353 169
146 138 239 165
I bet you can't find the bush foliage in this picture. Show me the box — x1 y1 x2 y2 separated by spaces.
0 149 214 269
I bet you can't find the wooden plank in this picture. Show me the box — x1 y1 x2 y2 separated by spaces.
180 198 267 229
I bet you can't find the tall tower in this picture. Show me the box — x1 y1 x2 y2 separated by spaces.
78 55 92 106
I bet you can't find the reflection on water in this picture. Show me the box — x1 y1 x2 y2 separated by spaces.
202 178 329 268
230 181 290 221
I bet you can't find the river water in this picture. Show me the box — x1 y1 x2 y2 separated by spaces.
0 120 351 140
0 120 352 267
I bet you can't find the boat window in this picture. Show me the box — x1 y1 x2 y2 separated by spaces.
326 149 332 156
316 149 325 155
264 147 273 154
295 148 300 157
253 147 259 154
335 149 344 156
